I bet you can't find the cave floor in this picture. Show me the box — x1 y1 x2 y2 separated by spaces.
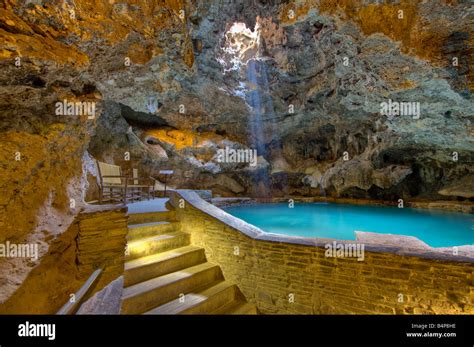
126 198 170 214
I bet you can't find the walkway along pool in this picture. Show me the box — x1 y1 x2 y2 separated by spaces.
223 203 474 248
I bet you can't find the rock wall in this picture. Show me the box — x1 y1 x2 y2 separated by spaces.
171 191 474 314
1 0 194 224
86 0 473 200
75 206 128 291
3 0 472 204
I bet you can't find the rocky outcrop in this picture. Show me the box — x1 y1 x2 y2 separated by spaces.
438 175 474 199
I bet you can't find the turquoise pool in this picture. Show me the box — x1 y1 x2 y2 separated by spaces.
224 203 474 247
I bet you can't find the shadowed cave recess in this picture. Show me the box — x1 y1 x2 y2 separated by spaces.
0 0 473 317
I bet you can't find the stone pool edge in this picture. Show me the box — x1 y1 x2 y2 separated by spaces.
172 189 474 263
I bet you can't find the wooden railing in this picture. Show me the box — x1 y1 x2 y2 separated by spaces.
56 268 103 315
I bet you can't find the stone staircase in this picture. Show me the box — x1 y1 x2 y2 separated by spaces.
121 206 257 314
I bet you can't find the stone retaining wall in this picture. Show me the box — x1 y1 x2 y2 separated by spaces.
170 190 473 314
76 206 128 291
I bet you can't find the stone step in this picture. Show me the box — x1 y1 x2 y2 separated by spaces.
125 232 190 261
212 300 258 315
128 210 177 225
144 280 239 315
124 245 206 287
121 262 223 314
127 221 179 241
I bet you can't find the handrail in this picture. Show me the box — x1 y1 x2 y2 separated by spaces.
56 268 103 315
